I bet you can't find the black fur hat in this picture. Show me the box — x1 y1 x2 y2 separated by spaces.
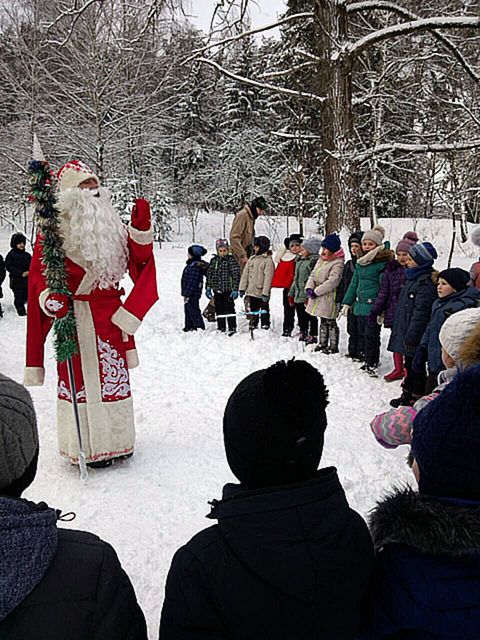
223 359 329 489
284 233 304 249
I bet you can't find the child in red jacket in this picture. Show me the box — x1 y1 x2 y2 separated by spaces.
271 234 303 337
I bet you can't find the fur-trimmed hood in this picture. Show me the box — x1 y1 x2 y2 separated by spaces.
370 487 480 556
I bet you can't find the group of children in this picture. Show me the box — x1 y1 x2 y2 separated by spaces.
0 233 31 318
182 225 480 410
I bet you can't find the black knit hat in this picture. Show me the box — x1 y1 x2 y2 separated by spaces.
348 231 363 250
254 236 270 255
438 268 470 293
412 364 480 499
223 359 329 489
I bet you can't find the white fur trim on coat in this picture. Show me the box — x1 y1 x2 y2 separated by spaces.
24 367 45 386
128 223 153 245
126 349 139 369
111 306 142 335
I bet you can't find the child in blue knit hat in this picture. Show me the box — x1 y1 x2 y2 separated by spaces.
360 364 480 640
388 241 438 407
181 245 209 332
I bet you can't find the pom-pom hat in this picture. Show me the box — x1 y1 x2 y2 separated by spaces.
396 231 418 254
57 159 99 193
223 359 329 489
409 242 437 267
301 236 322 256
321 233 341 253
363 225 385 247
188 244 207 258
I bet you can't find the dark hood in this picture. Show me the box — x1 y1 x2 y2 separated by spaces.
207 468 366 604
0 498 58 620
10 233 26 250
370 487 480 556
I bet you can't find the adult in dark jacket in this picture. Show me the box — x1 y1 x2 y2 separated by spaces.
159 360 374 640
0 253 5 317
360 365 480 640
0 373 147 640
368 232 418 381
414 268 480 392
5 233 31 316
338 232 363 359
206 239 241 335
388 242 438 406
181 244 209 332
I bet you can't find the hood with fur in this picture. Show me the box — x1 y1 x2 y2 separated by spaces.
370 487 480 556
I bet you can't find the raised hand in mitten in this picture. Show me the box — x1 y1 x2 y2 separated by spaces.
131 198 151 231
44 292 69 319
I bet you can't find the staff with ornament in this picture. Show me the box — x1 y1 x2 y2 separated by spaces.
24 153 158 470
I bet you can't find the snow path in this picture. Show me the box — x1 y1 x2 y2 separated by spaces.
0 216 476 637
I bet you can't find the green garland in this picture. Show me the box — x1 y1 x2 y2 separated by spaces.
28 160 78 362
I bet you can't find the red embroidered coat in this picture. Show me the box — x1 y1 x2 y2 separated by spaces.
24 217 158 464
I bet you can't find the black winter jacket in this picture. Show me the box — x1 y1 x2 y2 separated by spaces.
338 258 356 304
5 246 31 291
206 254 241 293
388 267 437 356
159 468 374 640
0 498 147 640
0 254 5 298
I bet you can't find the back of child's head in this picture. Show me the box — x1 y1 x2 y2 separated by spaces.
439 308 480 365
223 359 328 489
188 244 207 259
412 364 480 499
254 236 270 255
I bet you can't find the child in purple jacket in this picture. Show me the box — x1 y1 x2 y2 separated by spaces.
367 232 417 381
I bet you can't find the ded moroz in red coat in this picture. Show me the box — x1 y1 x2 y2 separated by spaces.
24 195 158 465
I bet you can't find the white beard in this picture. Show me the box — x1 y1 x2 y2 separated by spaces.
58 187 128 290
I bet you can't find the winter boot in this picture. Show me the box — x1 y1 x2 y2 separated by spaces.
364 365 378 378
329 322 340 354
298 331 307 342
305 335 317 345
390 389 418 408
317 321 329 351
384 352 404 382
282 329 292 337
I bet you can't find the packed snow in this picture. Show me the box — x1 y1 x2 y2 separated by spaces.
0 214 477 638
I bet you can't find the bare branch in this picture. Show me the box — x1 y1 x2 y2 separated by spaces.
346 17 480 59
196 57 327 103
347 1 480 82
354 139 480 162
182 12 313 66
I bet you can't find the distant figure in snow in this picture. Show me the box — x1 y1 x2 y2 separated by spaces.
239 235 274 330
0 373 147 639
5 233 31 317
159 359 373 640
229 196 267 273
469 225 480 289
305 233 345 354
271 233 303 337
205 239 241 335
181 244 209 332
0 252 5 318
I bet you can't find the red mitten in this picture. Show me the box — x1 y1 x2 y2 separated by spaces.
44 293 69 319
131 198 151 231
288 296 295 307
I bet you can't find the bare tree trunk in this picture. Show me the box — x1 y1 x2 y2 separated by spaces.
314 0 359 233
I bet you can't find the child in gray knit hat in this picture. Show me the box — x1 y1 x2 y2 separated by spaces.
0 374 147 638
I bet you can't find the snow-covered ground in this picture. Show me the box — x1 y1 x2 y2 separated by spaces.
0 214 477 637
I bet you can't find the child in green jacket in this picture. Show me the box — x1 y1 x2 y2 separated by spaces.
341 226 393 376
289 236 322 343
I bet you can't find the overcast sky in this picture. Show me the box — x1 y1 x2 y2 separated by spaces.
185 0 287 34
